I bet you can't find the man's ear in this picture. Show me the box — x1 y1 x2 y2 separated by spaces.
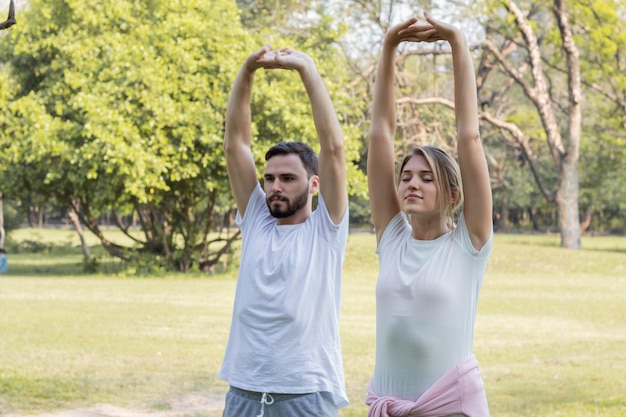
309 175 320 194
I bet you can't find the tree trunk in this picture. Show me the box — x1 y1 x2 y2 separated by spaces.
579 207 592 234
27 206 35 228
557 160 581 247
554 0 582 248
70 198 128 260
500 196 509 232
68 198 92 259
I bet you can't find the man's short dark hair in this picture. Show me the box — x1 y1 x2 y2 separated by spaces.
265 142 318 177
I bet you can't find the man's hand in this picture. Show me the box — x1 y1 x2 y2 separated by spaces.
256 47 312 73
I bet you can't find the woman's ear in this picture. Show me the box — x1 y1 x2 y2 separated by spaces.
451 187 460 205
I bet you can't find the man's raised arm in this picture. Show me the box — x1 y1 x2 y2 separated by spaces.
223 46 271 217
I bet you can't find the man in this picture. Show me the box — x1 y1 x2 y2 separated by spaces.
220 45 349 417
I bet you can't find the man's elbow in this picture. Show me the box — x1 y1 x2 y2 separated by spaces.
322 137 345 157
223 137 243 155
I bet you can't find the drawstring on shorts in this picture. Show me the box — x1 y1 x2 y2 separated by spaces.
256 392 275 417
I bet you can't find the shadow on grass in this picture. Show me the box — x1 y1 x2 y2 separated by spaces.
6 258 91 276
586 246 626 255
3 252 127 277
495 233 626 254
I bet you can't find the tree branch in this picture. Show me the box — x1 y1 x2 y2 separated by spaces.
480 110 556 201
396 96 455 109
0 0 16 31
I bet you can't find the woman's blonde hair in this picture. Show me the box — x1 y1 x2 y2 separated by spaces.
397 145 463 230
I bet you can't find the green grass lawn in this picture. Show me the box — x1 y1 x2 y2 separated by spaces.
1 229 625 416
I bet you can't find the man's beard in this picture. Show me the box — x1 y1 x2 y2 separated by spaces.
267 188 309 218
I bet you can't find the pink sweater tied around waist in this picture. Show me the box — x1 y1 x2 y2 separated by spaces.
365 355 490 417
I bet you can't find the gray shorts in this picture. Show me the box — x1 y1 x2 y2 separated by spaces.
222 386 340 417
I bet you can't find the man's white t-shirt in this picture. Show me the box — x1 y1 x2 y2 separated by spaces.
371 212 492 401
220 183 349 408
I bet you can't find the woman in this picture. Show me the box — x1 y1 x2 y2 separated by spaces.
366 12 493 417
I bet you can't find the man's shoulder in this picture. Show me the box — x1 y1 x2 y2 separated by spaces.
315 192 349 226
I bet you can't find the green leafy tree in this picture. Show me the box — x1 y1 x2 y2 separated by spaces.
0 0 252 272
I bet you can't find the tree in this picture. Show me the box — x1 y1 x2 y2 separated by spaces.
0 0 238 271
469 0 584 247
0 0 252 271
475 0 626 243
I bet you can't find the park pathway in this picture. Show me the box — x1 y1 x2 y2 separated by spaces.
5 394 225 417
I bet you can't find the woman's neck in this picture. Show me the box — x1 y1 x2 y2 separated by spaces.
409 215 449 240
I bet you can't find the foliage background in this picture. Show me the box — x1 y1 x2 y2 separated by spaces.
0 0 624 272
